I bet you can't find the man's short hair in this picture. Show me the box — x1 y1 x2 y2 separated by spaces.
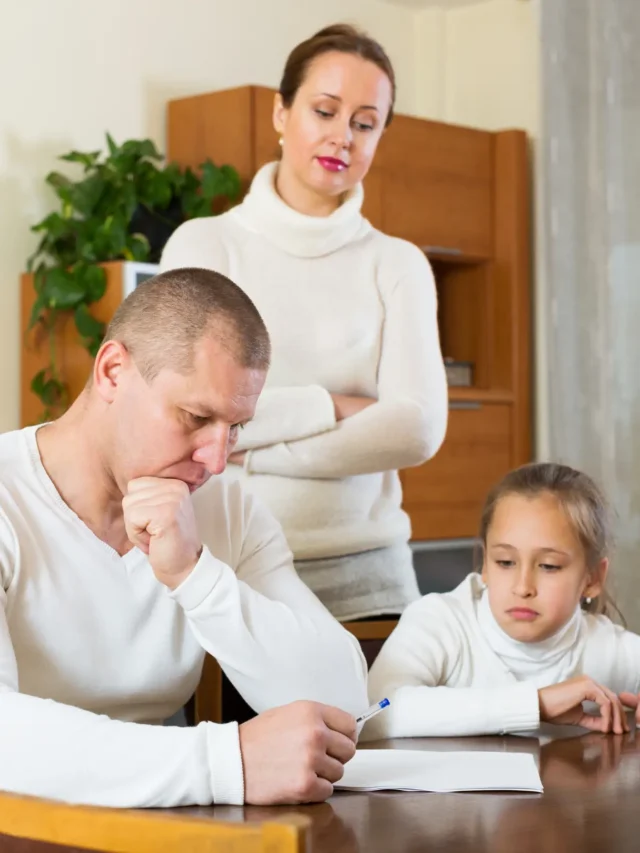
104 267 270 380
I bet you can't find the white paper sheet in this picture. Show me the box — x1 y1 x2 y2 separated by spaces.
336 749 543 793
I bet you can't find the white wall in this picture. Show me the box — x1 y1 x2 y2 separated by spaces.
0 0 418 433
444 0 544 458
413 0 544 457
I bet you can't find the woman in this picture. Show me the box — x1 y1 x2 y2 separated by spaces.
160 24 448 621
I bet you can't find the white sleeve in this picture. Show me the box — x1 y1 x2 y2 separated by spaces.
615 628 640 693
234 385 337 451
0 537 242 808
244 251 448 478
172 492 368 717
583 616 640 695
158 218 230 276
362 597 540 740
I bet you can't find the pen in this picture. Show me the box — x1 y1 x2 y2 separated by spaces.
356 697 390 724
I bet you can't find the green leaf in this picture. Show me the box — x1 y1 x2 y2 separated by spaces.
86 336 103 358
200 161 225 200
30 369 48 399
46 172 75 208
164 162 184 192
127 233 150 262
219 163 242 201
138 166 173 209
89 214 128 260
200 161 242 202
28 293 47 330
186 196 212 219
106 133 118 157
118 139 163 166
41 267 86 310
76 264 107 303
40 378 65 407
68 173 105 217
59 150 101 170
31 212 69 237
30 369 64 408
74 303 105 340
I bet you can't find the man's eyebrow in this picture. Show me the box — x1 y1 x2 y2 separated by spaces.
184 405 255 425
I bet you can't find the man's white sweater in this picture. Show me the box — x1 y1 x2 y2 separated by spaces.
0 427 368 807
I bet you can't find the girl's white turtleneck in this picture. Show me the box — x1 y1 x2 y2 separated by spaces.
364 573 640 740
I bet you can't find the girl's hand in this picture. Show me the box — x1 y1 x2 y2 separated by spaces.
618 691 640 726
538 675 630 734
330 394 376 421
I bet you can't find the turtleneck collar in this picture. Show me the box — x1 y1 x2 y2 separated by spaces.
477 583 584 688
231 162 372 258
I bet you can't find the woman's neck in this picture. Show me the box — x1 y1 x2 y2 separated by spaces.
275 163 342 217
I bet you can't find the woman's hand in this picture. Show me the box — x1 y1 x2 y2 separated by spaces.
330 394 376 421
538 675 630 734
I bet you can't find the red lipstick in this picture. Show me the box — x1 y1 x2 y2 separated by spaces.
317 156 348 172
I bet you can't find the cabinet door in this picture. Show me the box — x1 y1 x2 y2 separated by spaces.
400 403 512 540
167 87 255 186
377 116 494 258
253 86 280 171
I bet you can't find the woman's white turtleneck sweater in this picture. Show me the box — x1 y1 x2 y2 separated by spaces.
364 573 640 740
161 163 448 609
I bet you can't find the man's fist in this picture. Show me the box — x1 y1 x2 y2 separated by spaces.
123 477 202 589
239 701 357 805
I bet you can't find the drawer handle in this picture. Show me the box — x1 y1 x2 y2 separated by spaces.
449 401 482 411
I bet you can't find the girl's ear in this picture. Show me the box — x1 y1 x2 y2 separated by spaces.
584 557 609 601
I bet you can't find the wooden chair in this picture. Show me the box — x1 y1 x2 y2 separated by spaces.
194 618 398 724
0 790 308 853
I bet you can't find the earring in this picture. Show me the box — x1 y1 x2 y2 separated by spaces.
278 136 284 147
585 596 592 605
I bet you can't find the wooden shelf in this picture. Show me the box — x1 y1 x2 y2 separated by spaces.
423 248 490 265
448 388 515 404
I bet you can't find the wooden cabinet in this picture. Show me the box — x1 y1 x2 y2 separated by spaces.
400 403 511 540
373 115 494 257
168 86 279 193
167 87 532 541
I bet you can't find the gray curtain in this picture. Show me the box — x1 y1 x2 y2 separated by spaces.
541 0 640 626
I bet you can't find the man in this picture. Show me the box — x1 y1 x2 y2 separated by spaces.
0 268 367 808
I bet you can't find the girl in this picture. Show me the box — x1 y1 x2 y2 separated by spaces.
160 24 447 622
364 462 640 740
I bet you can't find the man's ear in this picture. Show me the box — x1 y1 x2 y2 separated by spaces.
92 340 132 403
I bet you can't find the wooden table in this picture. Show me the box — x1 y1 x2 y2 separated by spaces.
3 728 640 852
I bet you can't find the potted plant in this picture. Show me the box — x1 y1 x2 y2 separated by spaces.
24 135 241 421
